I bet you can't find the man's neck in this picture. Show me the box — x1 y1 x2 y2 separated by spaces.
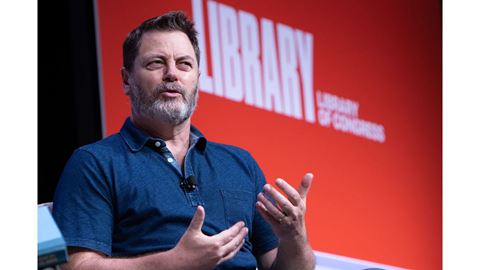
130 115 191 164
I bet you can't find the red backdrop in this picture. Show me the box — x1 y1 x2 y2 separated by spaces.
95 0 442 269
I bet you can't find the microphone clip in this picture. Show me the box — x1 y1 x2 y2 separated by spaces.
180 175 197 192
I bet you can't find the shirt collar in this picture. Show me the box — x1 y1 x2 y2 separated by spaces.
120 118 207 153
190 125 207 152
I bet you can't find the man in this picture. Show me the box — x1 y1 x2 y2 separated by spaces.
53 11 315 270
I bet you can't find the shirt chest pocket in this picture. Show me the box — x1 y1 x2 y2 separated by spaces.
220 189 254 229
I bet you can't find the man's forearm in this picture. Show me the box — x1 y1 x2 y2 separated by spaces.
270 238 316 270
61 249 183 270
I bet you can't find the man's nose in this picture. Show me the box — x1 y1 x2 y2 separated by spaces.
163 62 178 82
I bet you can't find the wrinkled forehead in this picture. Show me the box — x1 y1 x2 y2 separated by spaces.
137 30 196 60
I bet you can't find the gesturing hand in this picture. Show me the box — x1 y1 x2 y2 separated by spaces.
171 206 248 270
256 173 313 242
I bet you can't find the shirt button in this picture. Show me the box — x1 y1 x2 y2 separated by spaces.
167 157 174 163
154 141 162 147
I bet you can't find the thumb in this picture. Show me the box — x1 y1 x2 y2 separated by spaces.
187 205 205 232
298 173 314 200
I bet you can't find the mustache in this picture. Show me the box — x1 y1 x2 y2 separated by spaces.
153 82 186 96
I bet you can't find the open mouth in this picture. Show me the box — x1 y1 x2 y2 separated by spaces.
160 90 182 97
156 83 184 98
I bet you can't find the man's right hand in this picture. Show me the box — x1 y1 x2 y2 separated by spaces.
171 205 248 270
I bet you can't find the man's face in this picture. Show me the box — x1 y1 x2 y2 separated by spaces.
124 30 200 125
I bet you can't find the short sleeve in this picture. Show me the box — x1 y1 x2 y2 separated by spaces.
249 157 279 257
52 148 114 256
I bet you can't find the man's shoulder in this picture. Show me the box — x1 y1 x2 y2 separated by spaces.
76 132 124 155
205 141 255 160
60 133 126 173
206 140 248 153
203 141 264 181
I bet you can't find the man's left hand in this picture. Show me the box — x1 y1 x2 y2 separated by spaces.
256 173 313 242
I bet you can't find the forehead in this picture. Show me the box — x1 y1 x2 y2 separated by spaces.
137 30 196 59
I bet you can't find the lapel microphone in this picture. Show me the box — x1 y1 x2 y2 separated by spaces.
180 175 197 192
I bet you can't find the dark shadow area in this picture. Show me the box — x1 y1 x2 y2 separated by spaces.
38 0 102 203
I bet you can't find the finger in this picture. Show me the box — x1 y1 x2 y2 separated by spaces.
256 201 279 225
211 220 245 245
187 205 205 232
257 192 289 219
274 178 303 206
298 173 314 200
218 238 245 265
262 184 295 217
219 227 248 257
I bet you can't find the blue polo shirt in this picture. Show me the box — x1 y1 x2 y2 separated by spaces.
52 118 278 269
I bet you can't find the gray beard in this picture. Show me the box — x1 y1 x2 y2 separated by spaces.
130 82 199 125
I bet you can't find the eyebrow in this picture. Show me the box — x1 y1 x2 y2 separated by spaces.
142 53 166 60
176 55 195 62
141 54 195 62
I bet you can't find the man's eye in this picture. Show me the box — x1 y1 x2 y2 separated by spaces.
147 61 164 69
177 62 192 71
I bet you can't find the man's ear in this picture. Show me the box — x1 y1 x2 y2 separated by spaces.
121 67 131 95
